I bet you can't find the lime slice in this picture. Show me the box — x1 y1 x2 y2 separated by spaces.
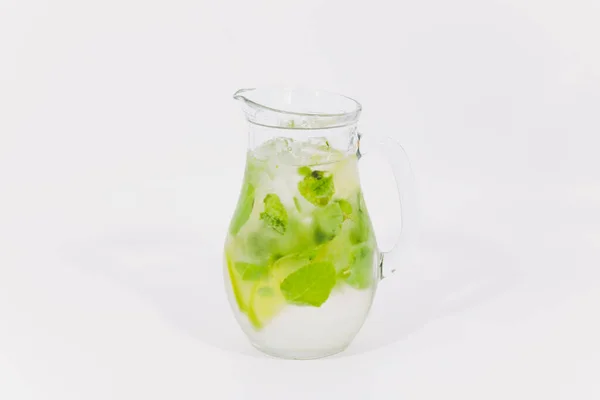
226 254 253 313
227 251 287 329
330 157 359 199
247 278 286 329
314 230 352 274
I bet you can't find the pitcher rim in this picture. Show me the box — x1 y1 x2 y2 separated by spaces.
233 87 363 118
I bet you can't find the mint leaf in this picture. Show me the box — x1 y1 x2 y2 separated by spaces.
229 182 255 235
273 247 319 275
246 216 315 265
349 213 369 244
297 166 311 176
337 199 352 220
234 262 268 281
260 193 288 234
293 197 302 213
280 262 336 307
349 193 371 244
246 231 278 263
313 202 344 244
344 244 375 289
279 217 316 256
298 170 335 207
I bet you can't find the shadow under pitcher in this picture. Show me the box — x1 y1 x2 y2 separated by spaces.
223 87 417 359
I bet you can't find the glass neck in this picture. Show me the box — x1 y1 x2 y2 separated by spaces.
247 123 359 156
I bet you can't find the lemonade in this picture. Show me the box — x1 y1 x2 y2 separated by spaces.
224 137 379 356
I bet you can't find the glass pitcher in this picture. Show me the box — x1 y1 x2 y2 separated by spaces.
223 87 416 359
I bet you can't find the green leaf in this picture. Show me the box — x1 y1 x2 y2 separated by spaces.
349 214 369 244
245 215 315 266
273 247 319 275
344 244 375 289
229 182 255 235
260 193 288 234
245 231 277 263
312 202 344 244
293 197 302 213
298 170 335 206
244 157 262 185
349 193 372 244
337 199 352 220
297 166 311 176
280 262 336 307
234 262 268 281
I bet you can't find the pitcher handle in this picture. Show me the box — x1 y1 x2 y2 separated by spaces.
358 133 419 279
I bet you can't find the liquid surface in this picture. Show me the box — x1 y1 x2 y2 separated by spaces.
224 137 378 333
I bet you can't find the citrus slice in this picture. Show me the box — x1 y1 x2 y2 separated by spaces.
246 278 286 329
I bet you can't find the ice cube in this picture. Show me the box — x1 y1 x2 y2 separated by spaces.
306 137 330 148
253 137 343 166
253 137 292 160
276 144 300 165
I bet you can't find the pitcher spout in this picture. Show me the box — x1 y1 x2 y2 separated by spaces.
233 88 256 103
233 87 361 130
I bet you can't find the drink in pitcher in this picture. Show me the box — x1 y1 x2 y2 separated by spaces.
224 137 378 358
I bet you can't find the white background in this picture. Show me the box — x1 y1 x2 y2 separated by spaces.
1 0 599 398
